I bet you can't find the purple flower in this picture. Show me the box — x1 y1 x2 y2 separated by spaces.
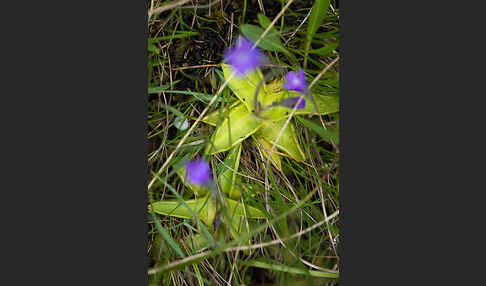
223 36 263 76
283 69 308 93
185 158 211 185
280 96 306 109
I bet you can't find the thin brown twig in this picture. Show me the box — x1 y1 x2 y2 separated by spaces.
171 64 220 71
257 0 265 15
148 0 191 18
309 57 340 89
149 0 222 19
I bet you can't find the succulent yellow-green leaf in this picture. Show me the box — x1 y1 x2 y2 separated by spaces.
257 120 306 161
176 167 208 196
149 198 205 221
224 198 267 219
222 64 267 113
253 136 282 170
207 103 264 154
218 143 242 199
262 91 339 121
149 196 217 226
149 197 266 223
260 92 283 108
296 92 339 116
202 101 241 126
204 197 217 227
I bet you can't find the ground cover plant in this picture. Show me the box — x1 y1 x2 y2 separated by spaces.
147 1 340 285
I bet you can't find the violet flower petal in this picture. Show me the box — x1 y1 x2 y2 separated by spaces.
283 69 308 93
185 159 211 185
223 36 263 76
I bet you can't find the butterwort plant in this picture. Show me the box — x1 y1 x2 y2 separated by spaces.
149 34 338 246
201 53 338 170
199 35 338 177
199 34 338 170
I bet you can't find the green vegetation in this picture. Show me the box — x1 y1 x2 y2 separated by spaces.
148 0 340 285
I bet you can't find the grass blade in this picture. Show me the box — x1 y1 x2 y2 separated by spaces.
241 260 339 278
310 42 338 56
305 0 331 67
148 81 181 94
149 211 186 259
296 116 339 144
148 32 199 43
